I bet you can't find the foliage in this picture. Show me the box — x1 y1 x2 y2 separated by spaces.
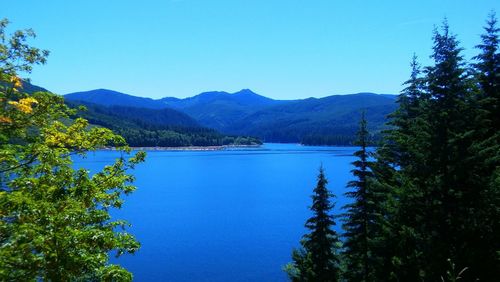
370 16 500 281
285 167 341 282
287 13 500 282
341 113 388 281
0 19 144 281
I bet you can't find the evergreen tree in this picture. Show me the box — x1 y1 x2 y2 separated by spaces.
373 54 434 281
339 15 500 282
374 18 499 281
474 12 500 132
464 11 500 279
342 113 387 281
421 20 481 280
285 167 341 282
387 55 427 167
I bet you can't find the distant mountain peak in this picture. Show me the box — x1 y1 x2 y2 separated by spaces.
94 88 116 93
234 89 257 95
67 88 134 97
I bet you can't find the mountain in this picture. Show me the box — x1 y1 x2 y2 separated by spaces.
0 80 50 94
65 88 285 130
63 88 397 145
161 89 276 108
66 101 261 147
21 81 50 94
65 89 167 109
67 101 200 129
160 89 285 129
225 93 397 144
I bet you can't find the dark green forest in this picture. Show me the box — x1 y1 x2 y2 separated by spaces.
67 101 262 147
65 89 397 146
286 15 500 281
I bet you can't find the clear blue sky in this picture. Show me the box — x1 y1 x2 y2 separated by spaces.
3 0 499 99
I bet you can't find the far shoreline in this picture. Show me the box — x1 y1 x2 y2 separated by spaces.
101 143 368 152
123 144 262 151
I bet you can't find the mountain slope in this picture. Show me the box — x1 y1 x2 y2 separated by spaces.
161 89 284 129
225 93 397 143
21 81 50 94
65 89 167 109
0 80 50 94
63 88 397 145
67 101 200 129
66 101 261 147
161 89 277 109
65 88 286 130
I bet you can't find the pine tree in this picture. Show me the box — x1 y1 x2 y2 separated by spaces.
381 19 491 280
285 167 341 282
422 20 480 280
474 12 500 132
373 54 433 281
342 112 385 282
369 15 499 281
389 55 426 166
464 11 500 280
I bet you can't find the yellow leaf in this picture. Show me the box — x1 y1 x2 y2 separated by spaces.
8 97 38 114
0 116 12 124
10 75 23 89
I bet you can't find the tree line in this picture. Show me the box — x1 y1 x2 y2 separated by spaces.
286 14 500 281
67 101 262 147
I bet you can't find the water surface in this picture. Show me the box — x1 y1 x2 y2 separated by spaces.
75 143 357 281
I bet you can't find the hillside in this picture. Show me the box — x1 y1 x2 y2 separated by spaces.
64 88 397 145
65 89 166 109
65 88 286 130
225 93 397 144
21 80 50 94
67 101 261 147
17 83 261 147
160 89 285 129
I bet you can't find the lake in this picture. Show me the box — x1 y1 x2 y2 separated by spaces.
74 143 358 281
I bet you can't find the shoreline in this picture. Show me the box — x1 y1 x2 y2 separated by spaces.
126 144 262 151
100 143 366 152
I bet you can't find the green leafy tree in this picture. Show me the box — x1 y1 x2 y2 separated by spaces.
285 167 341 282
0 19 145 281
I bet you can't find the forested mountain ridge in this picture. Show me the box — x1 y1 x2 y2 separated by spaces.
66 101 261 147
67 100 200 129
160 89 279 109
65 89 397 144
226 93 397 144
21 83 261 147
160 89 287 129
65 89 166 109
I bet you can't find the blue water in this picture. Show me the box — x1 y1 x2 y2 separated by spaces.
74 143 357 281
